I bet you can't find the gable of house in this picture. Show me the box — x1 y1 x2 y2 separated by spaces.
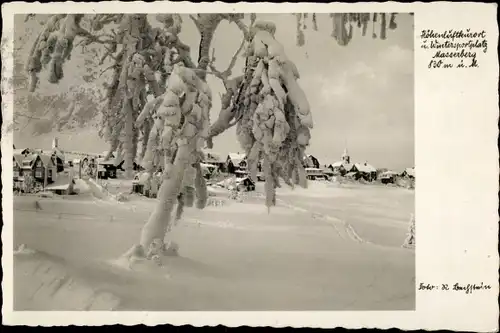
39 154 55 168
354 163 377 173
305 155 320 168
22 154 39 169
13 154 24 169
340 163 353 172
227 153 246 166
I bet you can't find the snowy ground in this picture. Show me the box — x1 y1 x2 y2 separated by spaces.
13 179 415 311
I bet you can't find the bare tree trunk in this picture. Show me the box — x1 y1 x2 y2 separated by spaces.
139 139 197 249
138 118 151 162
123 98 135 178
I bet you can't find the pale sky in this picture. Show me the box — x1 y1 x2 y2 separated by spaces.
14 13 414 170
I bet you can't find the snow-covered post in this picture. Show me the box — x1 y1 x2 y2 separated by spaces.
402 214 415 249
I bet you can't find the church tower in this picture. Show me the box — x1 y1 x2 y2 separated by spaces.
341 147 350 164
52 137 59 149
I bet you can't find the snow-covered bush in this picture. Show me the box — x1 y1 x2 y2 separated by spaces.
402 214 415 249
229 190 242 202
115 192 129 202
207 197 226 207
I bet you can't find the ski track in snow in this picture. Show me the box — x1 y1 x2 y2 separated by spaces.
255 192 371 245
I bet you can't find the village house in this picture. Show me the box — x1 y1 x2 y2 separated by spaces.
327 148 377 181
322 167 335 179
13 154 25 190
303 154 321 169
200 163 217 179
235 176 256 192
328 148 353 176
45 171 76 195
104 151 142 174
302 154 327 180
379 170 399 184
97 163 108 179
132 171 161 198
97 156 120 179
202 150 226 173
17 153 57 188
401 167 415 179
305 167 328 180
352 162 377 181
226 153 247 175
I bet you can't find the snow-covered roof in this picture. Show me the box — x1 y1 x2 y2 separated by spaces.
354 162 376 173
39 154 54 167
322 167 334 174
236 176 254 184
330 161 353 171
228 153 246 165
404 167 415 177
52 147 65 160
202 149 224 163
201 163 216 169
97 151 124 167
22 154 39 167
45 174 74 190
380 171 398 178
329 161 343 168
97 157 114 165
305 167 324 173
14 148 30 155
13 154 24 167
101 151 115 158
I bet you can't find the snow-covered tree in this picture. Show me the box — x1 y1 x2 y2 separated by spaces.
13 15 105 135
22 13 407 261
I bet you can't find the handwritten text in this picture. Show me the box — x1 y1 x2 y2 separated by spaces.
418 282 492 294
420 29 488 69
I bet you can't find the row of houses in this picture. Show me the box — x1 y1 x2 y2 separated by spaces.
64 149 142 179
13 145 75 195
201 149 382 182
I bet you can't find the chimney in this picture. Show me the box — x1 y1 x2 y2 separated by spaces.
52 137 59 149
